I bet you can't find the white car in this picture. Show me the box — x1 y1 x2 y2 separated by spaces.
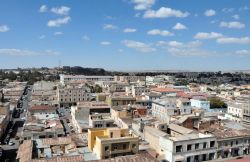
8 141 15 146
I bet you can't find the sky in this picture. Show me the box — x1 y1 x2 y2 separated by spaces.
0 0 250 71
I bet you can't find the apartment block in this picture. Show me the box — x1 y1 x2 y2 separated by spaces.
88 128 139 159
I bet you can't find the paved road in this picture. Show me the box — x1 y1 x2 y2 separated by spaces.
0 85 32 162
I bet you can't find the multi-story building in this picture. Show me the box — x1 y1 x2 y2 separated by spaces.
57 84 92 107
160 131 217 162
190 97 210 110
71 101 111 133
176 98 192 115
105 95 136 106
131 85 150 97
88 128 139 159
0 101 10 138
60 74 114 84
89 113 115 128
114 75 146 83
152 97 177 122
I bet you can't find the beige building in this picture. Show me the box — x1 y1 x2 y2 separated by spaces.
57 84 92 107
105 95 136 106
88 128 139 159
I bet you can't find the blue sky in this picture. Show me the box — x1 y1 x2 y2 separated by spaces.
0 0 250 71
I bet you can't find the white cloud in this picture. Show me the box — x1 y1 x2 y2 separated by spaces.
194 32 223 40
39 5 48 13
51 6 70 15
204 9 216 17
232 14 240 20
172 23 187 30
47 16 71 27
158 40 214 56
143 7 189 18
235 50 250 56
239 6 250 11
158 40 208 56
219 21 245 29
157 40 201 48
54 32 63 35
82 35 90 41
132 0 155 10
147 29 174 36
0 49 60 56
122 40 156 53
39 35 46 39
100 41 111 45
0 25 9 32
103 24 117 30
123 28 137 33
216 37 250 44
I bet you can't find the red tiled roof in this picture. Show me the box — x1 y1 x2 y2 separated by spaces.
29 105 56 111
151 88 183 93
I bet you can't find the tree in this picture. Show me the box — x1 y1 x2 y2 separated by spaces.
208 97 227 109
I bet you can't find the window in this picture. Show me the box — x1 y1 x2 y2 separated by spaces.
202 154 206 161
203 142 207 149
187 157 191 162
195 143 199 150
187 144 192 151
209 153 215 160
236 140 238 145
105 146 109 151
176 145 182 153
210 141 215 148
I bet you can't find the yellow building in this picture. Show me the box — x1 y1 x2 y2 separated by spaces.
88 127 139 159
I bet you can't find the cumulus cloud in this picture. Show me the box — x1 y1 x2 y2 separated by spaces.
39 5 48 13
100 41 111 45
122 40 156 53
51 6 71 15
194 32 223 40
157 40 214 56
172 23 187 30
219 21 245 29
47 16 71 27
147 29 174 36
0 49 60 56
103 24 117 30
204 9 216 16
143 7 189 18
123 28 137 33
232 14 240 20
132 0 155 10
0 25 10 32
54 32 63 35
216 37 250 44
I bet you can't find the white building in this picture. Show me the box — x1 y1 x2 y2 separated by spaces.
60 74 114 84
160 131 217 162
131 85 150 97
152 97 177 122
190 97 210 110
177 98 192 115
